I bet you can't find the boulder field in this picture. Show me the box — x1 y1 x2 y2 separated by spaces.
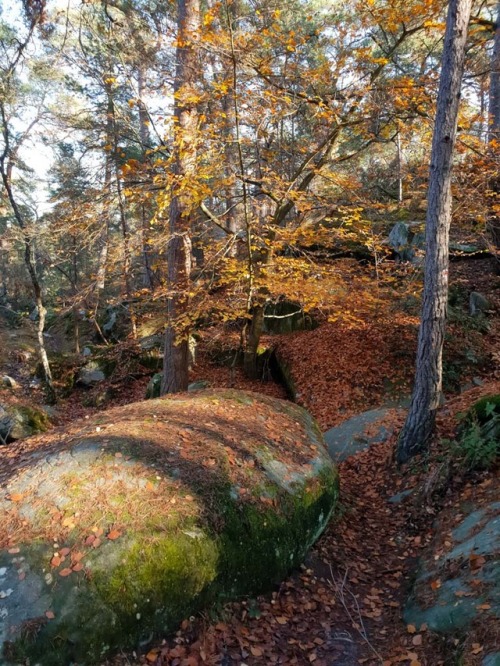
0 389 338 665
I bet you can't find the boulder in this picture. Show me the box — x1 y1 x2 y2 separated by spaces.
469 291 491 317
388 222 415 262
77 358 116 387
0 402 50 443
77 362 106 386
0 389 338 665
387 222 426 263
1 376 20 391
263 300 316 335
145 372 162 399
138 334 163 352
323 408 395 462
404 496 500 643
188 380 210 392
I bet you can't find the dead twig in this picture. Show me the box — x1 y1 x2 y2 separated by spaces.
328 564 384 664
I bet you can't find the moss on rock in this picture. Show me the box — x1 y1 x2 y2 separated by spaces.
0 389 338 665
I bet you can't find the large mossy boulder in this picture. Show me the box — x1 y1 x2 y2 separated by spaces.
0 402 51 443
0 389 338 665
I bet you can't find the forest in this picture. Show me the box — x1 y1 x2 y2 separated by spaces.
0 0 499 664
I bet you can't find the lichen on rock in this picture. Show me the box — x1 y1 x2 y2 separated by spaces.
0 389 338 665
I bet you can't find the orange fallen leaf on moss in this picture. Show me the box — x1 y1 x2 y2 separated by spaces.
59 568 72 577
145 649 159 662
107 529 121 541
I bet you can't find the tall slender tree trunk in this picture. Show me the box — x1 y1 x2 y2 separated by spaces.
487 2 500 257
93 82 114 343
137 66 156 290
0 166 56 403
161 0 200 394
107 89 137 339
396 0 473 464
396 130 403 203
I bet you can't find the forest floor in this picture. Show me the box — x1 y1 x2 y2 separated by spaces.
0 258 499 666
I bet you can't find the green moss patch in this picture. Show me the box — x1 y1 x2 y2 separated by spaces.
0 389 338 665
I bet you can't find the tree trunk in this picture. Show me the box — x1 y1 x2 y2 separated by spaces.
243 304 265 379
109 91 137 339
161 0 200 394
396 0 473 464
487 2 500 257
0 171 56 402
137 66 156 290
396 130 403 203
93 82 114 343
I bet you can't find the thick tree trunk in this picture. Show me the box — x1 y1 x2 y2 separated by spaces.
396 0 473 464
161 0 200 394
243 304 265 379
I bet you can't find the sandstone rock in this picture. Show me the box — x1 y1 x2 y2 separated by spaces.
0 389 338 665
0 402 50 443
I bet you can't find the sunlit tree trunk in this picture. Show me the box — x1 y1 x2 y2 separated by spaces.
161 0 200 394
0 154 56 402
93 83 114 343
107 87 137 338
137 66 156 290
396 0 473 464
487 2 500 258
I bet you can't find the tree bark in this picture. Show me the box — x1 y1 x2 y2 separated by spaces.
161 0 200 394
93 81 114 343
137 66 156 290
0 165 56 403
487 2 500 256
396 0 473 464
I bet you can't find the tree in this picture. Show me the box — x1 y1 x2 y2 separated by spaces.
0 0 56 402
161 0 201 394
487 1 500 258
396 0 473 464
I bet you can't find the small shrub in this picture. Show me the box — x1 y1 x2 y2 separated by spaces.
452 396 500 471
455 417 499 471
